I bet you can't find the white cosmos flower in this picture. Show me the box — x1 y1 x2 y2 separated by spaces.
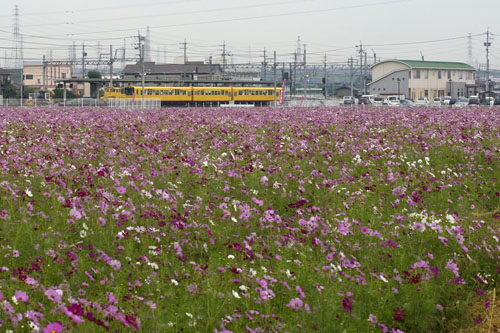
232 290 241 299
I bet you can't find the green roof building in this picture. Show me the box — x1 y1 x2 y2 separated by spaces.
368 60 476 101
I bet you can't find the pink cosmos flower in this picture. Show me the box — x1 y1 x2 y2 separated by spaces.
15 290 28 302
44 322 62 333
251 196 263 206
116 186 126 194
286 297 303 310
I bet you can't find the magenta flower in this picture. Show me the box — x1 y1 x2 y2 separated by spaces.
66 303 84 317
44 322 63 333
15 290 28 302
393 307 406 322
286 297 303 310
116 186 126 194
342 297 353 312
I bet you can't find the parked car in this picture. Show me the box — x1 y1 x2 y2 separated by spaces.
399 99 415 106
494 98 500 106
358 97 371 105
453 97 469 107
372 96 384 106
442 96 452 105
361 95 376 104
432 98 442 106
384 96 400 106
468 97 480 106
415 97 429 106
342 96 354 106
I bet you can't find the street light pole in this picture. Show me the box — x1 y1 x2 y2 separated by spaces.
397 78 401 99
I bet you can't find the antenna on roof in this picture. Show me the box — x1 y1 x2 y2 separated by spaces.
420 51 424 61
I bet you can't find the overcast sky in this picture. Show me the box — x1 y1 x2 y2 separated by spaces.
1 0 500 67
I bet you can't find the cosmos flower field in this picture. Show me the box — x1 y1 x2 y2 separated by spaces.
0 106 499 332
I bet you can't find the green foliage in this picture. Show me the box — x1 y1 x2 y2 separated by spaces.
87 70 102 79
53 88 77 99
3 83 17 98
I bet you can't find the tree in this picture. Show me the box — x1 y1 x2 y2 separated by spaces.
87 71 102 79
53 89 76 99
3 83 17 98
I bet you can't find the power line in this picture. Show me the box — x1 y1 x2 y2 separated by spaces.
16 0 410 38
0 0 306 30
0 0 200 18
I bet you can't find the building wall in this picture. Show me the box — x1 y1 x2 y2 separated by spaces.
23 64 72 90
407 69 474 100
371 61 410 81
368 70 409 97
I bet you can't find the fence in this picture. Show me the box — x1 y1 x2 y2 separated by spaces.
107 98 161 109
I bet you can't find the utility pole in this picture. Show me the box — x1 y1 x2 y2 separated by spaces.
109 45 114 87
221 41 228 75
273 50 277 106
372 49 377 64
42 55 46 91
82 43 87 78
358 42 363 96
262 48 267 81
293 51 297 95
348 57 354 97
137 32 146 108
485 28 491 96
303 45 307 102
180 39 187 64
323 54 327 98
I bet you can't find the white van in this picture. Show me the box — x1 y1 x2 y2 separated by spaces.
361 95 376 104
384 96 400 106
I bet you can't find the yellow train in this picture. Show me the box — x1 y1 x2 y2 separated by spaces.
103 86 282 106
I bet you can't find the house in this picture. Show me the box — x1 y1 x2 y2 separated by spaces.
368 60 476 101
23 61 72 90
121 62 222 83
0 68 11 96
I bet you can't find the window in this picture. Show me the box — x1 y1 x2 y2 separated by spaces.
424 70 429 79
438 71 441 79
459 71 463 80
408 71 411 79
424 90 428 97
26 74 33 80
447 71 451 79
61 73 66 79
415 70 420 79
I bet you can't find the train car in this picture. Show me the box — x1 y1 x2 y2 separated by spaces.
102 87 124 100
192 87 232 104
124 86 192 105
232 87 282 105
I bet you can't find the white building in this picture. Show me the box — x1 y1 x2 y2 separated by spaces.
368 60 476 101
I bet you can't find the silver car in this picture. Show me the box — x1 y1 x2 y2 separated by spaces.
452 97 469 108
